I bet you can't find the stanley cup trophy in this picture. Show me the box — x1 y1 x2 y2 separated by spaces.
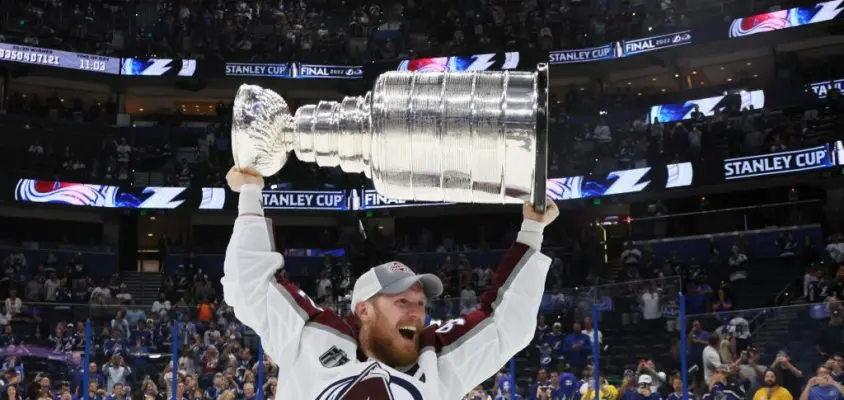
231 64 549 211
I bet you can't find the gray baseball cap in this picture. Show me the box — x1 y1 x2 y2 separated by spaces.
350 261 443 315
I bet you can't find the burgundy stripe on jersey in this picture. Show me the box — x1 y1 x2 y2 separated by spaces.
274 276 367 361
422 242 531 351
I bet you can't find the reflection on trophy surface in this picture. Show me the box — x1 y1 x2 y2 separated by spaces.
231 64 549 210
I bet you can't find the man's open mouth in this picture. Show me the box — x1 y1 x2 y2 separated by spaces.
398 326 417 341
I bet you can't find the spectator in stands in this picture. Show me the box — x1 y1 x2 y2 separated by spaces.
637 359 667 395
3 290 21 322
817 310 844 359
528 368 552 400
806 266 825 302
2 384 22 400
110 383 127 400
641 285 663 335
713 288 734 315
705 366 745 400
704 334 725 385
563 322 593 370
772 351 804 398
667 375 694 400
799 365 844 400
152 292 171 317
828 355 844 384
583 315 602 349
461 283 478 314
546 322 566 366
103 355 131 392
740 346 767 395
580 374 617 400
728 245 749 297
620 374 661 400
753 370 793 400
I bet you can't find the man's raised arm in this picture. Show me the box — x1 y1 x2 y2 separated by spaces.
428 200 559 399
221 168 326 376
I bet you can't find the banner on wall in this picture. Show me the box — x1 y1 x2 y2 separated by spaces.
14 143 841 211
261 190 347 210
351 189 455 209
723 144 833 180
621 31 692 56
728 0 843 38
225 62 293 78
14 180 189 209
549 44 618 65
0 42 121 74
547 162 695 200
296 64 364 79
646 89 766 123
397 52 521 72
809 77 844 98
120 58 197 76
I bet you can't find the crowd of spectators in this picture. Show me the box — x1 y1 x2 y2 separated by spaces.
0 0 785 64
0 197 833 399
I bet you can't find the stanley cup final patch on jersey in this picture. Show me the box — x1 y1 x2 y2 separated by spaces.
319 346 351 368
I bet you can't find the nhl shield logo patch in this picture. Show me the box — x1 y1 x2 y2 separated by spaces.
319 346 351 368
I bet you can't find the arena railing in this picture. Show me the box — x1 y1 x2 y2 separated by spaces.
32 275 844 400
2 275 686 399
6 295 831 399
681 300 835 400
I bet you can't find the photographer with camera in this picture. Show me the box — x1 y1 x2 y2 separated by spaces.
738 346 767 396
619 373 662 400
771 351 804 397
529 368 554 400
799 365 844 400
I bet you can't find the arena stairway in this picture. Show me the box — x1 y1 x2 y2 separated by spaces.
122 271 162 306
750 300 822 374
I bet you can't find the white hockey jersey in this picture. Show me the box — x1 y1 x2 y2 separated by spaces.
222 185 552 400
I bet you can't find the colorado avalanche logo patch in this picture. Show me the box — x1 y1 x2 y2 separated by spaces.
314 363 423 400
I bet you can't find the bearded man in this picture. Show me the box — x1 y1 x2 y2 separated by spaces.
222 167 558 399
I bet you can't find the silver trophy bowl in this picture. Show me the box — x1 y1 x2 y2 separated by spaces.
232 64 549 211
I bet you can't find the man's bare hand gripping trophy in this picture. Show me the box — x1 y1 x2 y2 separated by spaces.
222 167 559 400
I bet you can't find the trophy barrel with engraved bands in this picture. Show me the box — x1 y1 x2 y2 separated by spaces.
231 63 549 211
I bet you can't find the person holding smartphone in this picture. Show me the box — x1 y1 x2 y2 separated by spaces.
800 365 844 400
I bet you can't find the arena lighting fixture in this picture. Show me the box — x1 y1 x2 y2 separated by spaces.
746 62 752 66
